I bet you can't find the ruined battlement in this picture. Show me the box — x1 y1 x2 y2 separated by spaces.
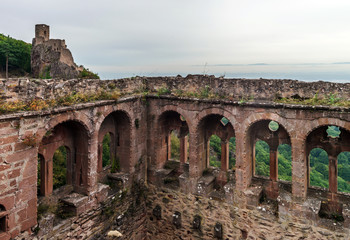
31 25 82 79
1 77 350 239
1 75 350 103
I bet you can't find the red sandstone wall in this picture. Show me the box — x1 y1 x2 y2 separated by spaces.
0 77 350 238
0 98 146 239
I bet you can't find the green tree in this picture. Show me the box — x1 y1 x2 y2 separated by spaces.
102 133 111 167
229 137 236 169
170 131 180 160
0 34 31 77
53 146 67 190
255 140 270 177
209 135 221 168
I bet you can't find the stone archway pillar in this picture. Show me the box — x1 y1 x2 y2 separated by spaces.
167 134 171 161
266 145 279 199
217 140 229 185
41 158 53 196
328 155 338 197
179 135 188 173
97 142 103 172
220 140 229 172
291 138 307 198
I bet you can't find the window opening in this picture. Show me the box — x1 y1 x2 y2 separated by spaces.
327 126 340 138
229 137 236 169
309 148 329 189
277 144 292 181
102 133 111 167
268 121 279 132
220 117 229 126
255 140 270 177
209 135 221 168
337 151 350 193
170 131 180 161
53 146 67 190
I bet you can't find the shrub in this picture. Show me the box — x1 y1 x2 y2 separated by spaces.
78 68 100 79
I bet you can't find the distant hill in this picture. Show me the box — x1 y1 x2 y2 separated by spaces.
0 34 31 77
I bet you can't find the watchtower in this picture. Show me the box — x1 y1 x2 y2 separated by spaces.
33 24 49 45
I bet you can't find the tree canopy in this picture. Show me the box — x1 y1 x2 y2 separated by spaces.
0 34 31 75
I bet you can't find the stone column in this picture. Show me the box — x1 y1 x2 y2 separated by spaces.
269 146 278 181
179 135 188 173
97 143 103 172
41 158 53 196
167 134 171 161
266 145 279 199
220 140 229 172
291 138 308 198
206 140 210 168
218 140 229 185
328 155 338 196
235 131 251 191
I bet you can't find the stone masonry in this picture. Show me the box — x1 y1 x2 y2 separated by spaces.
0 76 350 239
31 24 83 79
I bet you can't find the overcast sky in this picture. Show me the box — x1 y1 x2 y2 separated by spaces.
1 0 350 81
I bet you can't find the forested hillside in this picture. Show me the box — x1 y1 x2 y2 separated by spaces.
0 34 31 76
207 125 350 193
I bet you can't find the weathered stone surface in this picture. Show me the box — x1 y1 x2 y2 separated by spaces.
1 76 350 239
152 204 162 220
214 222 223 239
31 24 82 79
173 211 182 229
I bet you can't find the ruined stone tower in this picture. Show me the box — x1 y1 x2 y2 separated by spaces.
31 24 83 79
34 24 49 44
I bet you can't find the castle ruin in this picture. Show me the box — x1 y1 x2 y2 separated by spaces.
31 24 82 79
0 76 350 239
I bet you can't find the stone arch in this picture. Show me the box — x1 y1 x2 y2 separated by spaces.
94 105 133 134
193 111 235 182
244 116 291 199
37 113 92 145
195 107 236 133
97 110 132 175
302 118 350 145
154 110 189 170
306 123 350 195
38 120 89 196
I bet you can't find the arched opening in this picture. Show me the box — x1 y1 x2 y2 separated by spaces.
98 111 130 178
306 124 350 221
197 114 235 185
53 146 68 190
337 151 350 193
255 140 270 177
306 125 350 195
248 119 291 199
38 120 89 196
209 134 222 168
0 204 7 233
278 144 292 181
156 111 189 173
309 148 329 189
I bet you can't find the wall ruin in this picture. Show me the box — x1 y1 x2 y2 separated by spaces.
0 76 349 239
31 24 83 79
